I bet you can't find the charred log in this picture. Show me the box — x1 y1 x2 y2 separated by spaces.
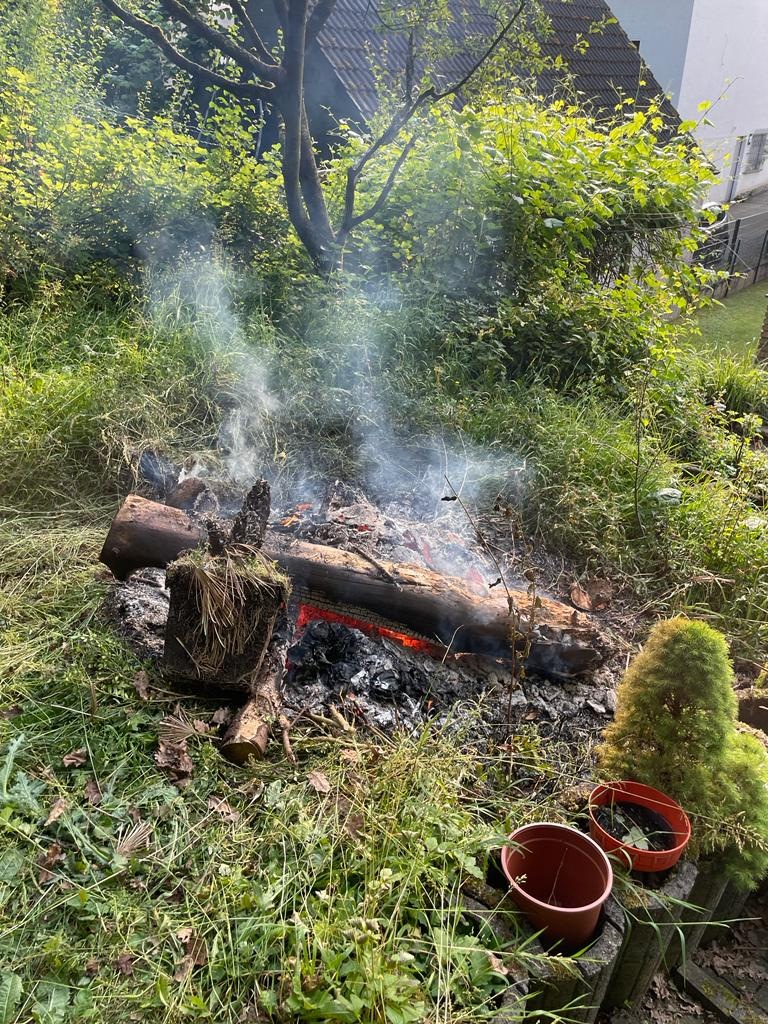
263 536 603 677
100 497 604 677
231 479 271 548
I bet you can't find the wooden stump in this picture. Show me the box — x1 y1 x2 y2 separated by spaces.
162 551 290 689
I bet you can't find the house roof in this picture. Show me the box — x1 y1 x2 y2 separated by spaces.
315 0 681 127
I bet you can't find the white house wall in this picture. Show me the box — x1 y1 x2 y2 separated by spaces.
608 0 768 203
607 0 694 107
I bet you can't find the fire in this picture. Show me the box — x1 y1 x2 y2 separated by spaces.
294 603 443 658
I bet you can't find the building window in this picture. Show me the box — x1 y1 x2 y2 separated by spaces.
745 131 768 174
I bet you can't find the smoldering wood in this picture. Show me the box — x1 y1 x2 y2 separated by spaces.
100 495 207 580
99 497 604 677
263 536 604 677
231 479 271 548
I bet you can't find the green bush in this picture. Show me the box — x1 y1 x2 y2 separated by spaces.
598 617 768 887
338 97 715 385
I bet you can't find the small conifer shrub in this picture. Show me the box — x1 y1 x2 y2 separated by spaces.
598 617 768 887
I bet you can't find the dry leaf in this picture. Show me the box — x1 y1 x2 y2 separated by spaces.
1 705 22 719
569 583 592 612
174 955 194 982
85 778 102 806
185 934 207 968
340 748 360 765
62 748 87 768
154 740 193 787
38 842 65 884
211 706 233 727
307 770 331 794
487 952 508 976
174 928 207 980
115 952 135 976
84 958 100 978
207 795 241 823
133 670 151 701
193 719 210 735
45 798 68 826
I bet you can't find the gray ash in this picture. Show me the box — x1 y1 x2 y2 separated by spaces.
104 567 169 660
283 620 495 734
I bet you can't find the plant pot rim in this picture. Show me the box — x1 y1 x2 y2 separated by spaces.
502 821 614 915
588 780 692 859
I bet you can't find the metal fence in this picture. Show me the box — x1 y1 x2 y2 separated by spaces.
701 207 768 298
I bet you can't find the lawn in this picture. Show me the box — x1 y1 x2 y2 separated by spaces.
695 282 767 357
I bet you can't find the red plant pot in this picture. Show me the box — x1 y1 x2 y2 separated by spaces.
588 781 691 873
500 823 613 950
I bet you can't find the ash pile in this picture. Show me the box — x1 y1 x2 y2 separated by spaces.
103 458 615 754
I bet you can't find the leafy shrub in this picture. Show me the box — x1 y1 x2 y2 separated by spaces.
341 97 715 385
0 2 307 299
598 617 768 887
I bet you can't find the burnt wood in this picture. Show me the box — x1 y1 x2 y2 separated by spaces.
221 614 293 763
262 536 603 676
100 497 605 676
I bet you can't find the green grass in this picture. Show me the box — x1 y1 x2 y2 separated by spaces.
0 510 587 1024
2 284 768 1022
694 283 768 358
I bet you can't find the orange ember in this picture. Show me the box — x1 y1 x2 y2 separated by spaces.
295 603 443 658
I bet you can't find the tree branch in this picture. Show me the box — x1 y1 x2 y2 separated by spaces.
431 0 528 102
306 0 339 45
99 0 266 96
337 134 416 247
227 0 280 66
157 0 282 81
343 0 528 220
336 0 528 246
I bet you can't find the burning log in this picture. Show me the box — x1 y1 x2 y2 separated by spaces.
100 495 206 579
262 536 604 677
100 497 604 677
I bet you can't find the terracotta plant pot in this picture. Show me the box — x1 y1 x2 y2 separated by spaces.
501 822 613 950
588 781 691 873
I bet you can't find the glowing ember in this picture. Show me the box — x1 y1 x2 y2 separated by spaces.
294 603 443 658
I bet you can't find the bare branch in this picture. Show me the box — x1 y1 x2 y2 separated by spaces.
227 0 280 66
99 0 266 96
306 0 339 45
157 0 282 81
347 0 528 196
338 135 416 244
431 0 528 102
